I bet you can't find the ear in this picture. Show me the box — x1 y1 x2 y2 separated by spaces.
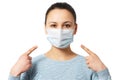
73 23 77 35
44 25 48 34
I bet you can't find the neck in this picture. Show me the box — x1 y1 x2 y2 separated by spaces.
45 46 77 61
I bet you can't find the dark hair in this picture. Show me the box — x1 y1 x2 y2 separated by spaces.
45 2 76 24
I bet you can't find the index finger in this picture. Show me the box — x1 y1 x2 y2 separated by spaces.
81 44 94 55
25 46 38 55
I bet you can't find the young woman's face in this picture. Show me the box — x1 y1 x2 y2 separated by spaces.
45 9 77 34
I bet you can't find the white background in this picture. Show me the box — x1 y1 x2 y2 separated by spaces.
0 0 120 80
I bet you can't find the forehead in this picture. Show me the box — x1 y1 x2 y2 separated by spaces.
46 9 75 23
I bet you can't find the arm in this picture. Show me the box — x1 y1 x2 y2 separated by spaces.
8 71 30 80
92 68 111 80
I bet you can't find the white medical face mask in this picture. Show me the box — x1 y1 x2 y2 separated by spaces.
46 29 74 48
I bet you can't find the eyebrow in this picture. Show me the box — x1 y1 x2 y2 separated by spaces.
64 21 72 24
48 21 72 24
48 22 56 24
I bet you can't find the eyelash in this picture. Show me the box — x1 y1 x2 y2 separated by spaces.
64 24 71 28
50 24 56 28
50 24 71 28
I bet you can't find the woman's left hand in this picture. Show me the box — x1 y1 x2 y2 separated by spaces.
81 44 106 72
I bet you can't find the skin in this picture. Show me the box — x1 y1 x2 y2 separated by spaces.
10 9 106 77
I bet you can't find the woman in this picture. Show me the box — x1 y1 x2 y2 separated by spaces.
9 2 111 80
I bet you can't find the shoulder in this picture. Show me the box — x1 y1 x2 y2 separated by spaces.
32 54 45 65
76 54 86 63
71 54 87 69
75 54 93 72
28 54 46 73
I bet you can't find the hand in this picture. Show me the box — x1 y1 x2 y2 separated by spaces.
81 44 106 72
10 46 38 76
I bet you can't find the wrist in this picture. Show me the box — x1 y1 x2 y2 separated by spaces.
96 63 107 72
10 67 21 77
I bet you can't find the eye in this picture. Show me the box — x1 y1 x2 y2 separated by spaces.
64 24 71 28
50 24 57 28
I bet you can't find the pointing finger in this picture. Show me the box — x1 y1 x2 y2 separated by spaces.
25 46 38 56
81 44 94 55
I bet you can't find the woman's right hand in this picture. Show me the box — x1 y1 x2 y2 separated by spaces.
10 46 38 77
